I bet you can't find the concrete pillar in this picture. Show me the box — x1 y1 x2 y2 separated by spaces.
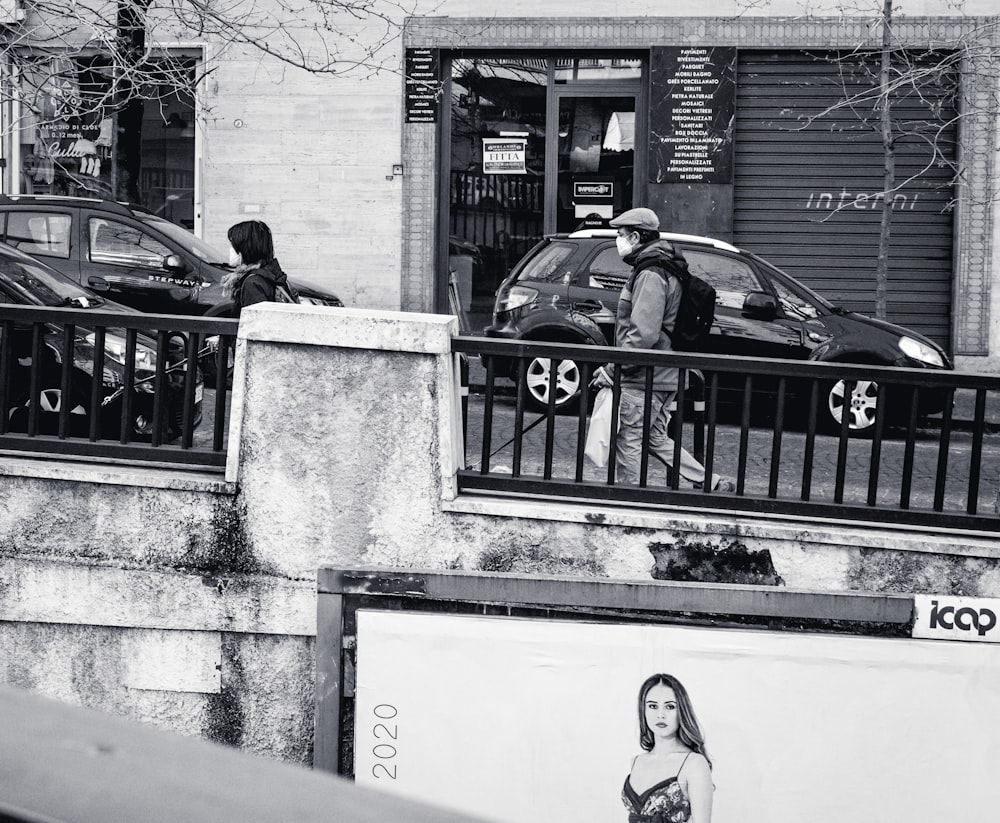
228 304 463 579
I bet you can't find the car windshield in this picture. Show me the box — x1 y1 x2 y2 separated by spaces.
136 213 229 266
0 252 104 307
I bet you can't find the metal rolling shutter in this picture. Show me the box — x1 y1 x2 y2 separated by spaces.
734 52 956 348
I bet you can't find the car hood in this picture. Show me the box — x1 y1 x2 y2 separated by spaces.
41 294 142 314
808 308 951 367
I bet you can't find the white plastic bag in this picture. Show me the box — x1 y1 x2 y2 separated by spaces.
584 387 618 467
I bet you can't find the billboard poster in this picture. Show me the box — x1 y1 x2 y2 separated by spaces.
354 609 1000 822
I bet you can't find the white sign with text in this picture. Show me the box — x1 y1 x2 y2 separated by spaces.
913 593 1000 642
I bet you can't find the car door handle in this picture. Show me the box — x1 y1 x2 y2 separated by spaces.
573 300 603 313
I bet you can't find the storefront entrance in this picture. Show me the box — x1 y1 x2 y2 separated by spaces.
445 55 642 330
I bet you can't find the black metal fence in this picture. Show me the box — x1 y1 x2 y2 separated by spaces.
453 337 1000 533
0 305 237 468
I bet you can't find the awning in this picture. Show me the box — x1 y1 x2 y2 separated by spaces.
603 111 635 152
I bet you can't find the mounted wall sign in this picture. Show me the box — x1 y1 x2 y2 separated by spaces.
404 48 440 123
649 46 737 184
573 180 614 218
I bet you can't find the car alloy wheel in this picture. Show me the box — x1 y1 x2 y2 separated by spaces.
523 356 582 411
827 378 879 433
36 388 86 416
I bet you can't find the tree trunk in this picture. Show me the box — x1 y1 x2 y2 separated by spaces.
115 0 152 204
875 0 894 321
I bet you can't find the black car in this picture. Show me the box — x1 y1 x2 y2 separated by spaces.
483 229 952 432
0 195 344 316
0 242 202 442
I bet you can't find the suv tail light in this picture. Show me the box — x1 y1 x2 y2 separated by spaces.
496 285 539 314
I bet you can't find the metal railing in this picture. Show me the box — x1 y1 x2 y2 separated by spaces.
453 337 1000 533
0 305 237 469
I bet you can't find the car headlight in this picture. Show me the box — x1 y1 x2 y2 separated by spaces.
83 332 158 391
497 285 539 313
899 335 944 367
95 335 155 369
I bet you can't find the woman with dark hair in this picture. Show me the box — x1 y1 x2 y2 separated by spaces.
622 673 714 823
222 220 297 317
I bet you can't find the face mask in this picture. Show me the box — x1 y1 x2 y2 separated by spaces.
616 234 634 257
228 246 242 268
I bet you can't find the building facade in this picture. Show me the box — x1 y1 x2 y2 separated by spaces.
2 3 998 368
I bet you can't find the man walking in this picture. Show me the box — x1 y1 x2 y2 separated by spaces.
594 207 735 491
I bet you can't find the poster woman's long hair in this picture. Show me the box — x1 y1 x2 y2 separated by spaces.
637 673 712 767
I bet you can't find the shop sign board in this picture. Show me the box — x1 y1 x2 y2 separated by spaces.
482 138 526 174
649 46 737 184
573 180 614 219
405 48 440 123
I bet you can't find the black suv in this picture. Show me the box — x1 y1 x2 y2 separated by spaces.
0 195 343 316
484 229 952 432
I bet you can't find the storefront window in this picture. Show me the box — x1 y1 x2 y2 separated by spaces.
19 56 115 200
447 53 643 325
17 54 196 228
449 56 546 322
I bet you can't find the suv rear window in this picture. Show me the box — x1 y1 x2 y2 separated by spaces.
517 242 575 283
6 212 72 259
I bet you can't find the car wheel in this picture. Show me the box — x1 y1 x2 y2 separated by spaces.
8 386 89 437
521 355 582 413
825 377 880 436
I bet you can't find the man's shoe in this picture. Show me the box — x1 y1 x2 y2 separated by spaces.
713 477 737 492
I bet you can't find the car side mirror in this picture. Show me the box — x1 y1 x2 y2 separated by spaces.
743 291 778 320
87 276 110 293
163 254 189 273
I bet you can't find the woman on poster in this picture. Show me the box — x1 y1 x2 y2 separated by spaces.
622 673 714 823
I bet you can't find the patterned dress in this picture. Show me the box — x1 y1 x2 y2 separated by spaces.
621 753 692 823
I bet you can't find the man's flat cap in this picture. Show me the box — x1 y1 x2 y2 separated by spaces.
609 207 660 231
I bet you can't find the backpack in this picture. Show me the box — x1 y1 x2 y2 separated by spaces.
633 250 716 351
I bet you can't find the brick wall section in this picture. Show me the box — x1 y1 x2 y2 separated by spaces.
401 123 438 312
955 46 998 356
203 57 403 310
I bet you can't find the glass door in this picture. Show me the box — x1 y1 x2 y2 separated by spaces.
547 91 639 234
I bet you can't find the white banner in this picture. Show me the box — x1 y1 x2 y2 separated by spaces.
355 610 1000 823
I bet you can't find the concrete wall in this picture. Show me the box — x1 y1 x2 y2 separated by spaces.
3 303 1000 764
